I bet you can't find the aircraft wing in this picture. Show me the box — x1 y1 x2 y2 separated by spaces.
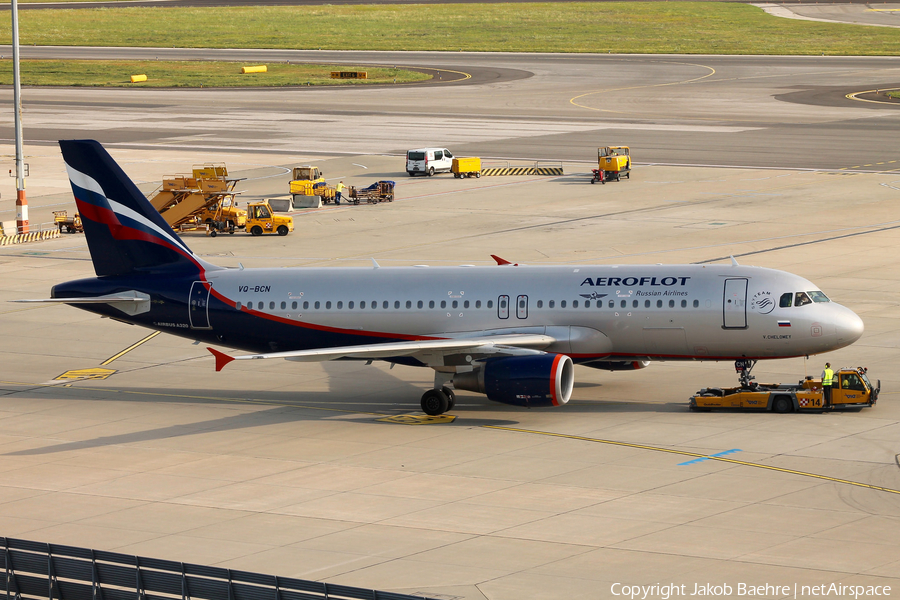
208 333 556 371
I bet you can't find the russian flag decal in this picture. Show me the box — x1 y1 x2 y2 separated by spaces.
778 320 791 328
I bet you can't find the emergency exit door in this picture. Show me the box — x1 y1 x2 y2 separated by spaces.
189 281 212 329
723 278 748 329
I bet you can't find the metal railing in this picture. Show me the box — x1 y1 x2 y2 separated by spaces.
1 538 433 600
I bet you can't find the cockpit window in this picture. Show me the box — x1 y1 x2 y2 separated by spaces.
779 293 792 308
808 291 830 303
795 292 812 307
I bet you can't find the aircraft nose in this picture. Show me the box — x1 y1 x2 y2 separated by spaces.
835 307 865 345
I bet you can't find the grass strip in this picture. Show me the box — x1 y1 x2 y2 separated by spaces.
0 3 898 55
0 59 431 87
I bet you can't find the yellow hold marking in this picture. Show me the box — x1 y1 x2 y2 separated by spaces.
101 331 160 365
54 367 117 381
377 414 456 425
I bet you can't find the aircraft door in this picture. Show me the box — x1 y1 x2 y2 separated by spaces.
723 278 748 329
498 295 509 319
516 295 528 319
189 281 212 329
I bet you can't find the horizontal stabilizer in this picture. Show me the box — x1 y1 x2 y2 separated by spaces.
13 291 151 316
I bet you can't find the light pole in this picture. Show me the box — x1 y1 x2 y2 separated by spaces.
11 0 28 234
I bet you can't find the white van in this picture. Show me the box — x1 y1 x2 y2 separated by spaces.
406 148 454 176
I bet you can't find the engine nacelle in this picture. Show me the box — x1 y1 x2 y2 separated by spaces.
581 360 650 371
453 354 574 407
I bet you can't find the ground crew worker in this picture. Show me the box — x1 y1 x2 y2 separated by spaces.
822 362 834 408
335 181 345 205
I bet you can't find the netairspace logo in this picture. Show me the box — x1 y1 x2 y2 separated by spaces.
610 583 892 599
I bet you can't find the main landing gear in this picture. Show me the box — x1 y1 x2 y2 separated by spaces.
421 386 456 416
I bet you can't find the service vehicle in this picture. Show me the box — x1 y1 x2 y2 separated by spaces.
591 146 631 184
452 157 482 178
690 360 879 413
407 148 454 177
245 200 293 236
53 210 83 234
289 166 325 193
290 166 338 204
149 163 246 235
348 180 395 204
200 198 246 237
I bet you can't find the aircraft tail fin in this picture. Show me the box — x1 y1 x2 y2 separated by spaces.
59 140 215 278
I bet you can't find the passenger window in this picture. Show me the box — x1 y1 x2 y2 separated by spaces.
573 300 579 308
269 301 275 310
808 291 830 303
429 300 435 308
337 301 343 309
441 300 447 309
360 301 366 309
314 301 320 309
608 300 614 308
434 151 443 160
281 301 286 310
657 300 663 308
561 300 567 308
645 300 650 308
681 300 687 308
779 293 793 308
693 300 699 308
452 300 458 309
348 301 353 309
394 301 400 309
237 302 243 310
633 300 638 308
488 300 493 308
417 300 423 309
292 301 298 310
476 300 482 308
549 300 555 308
669 300 675 308
464 300 470 308
383 301 389 309
585 300 591 308
795 292 812 307
325 301 332 309
620 300 626 308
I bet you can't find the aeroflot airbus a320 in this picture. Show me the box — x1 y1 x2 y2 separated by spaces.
23 140 865 415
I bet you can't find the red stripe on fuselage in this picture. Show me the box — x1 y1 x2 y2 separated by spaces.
207 286 446 343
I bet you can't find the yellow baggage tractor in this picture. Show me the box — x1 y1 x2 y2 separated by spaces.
690 360 879 413
591 146 631 184
451 157 482 178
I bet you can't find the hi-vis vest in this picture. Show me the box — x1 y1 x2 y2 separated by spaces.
823 367 834 386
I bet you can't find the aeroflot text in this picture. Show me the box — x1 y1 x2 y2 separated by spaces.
610 583 891 599
580 276 690 287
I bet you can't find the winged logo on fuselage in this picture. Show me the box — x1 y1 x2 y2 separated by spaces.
579 292 608 300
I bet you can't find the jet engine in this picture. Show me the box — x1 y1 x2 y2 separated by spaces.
453 354 574 407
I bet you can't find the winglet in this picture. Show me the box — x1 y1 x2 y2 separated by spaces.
491 254 517 266
208 347 235 372
730 255 739 267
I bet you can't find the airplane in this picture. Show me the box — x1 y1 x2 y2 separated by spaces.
19 140 865 416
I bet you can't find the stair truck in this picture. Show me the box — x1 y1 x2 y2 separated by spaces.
690 360 879 413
